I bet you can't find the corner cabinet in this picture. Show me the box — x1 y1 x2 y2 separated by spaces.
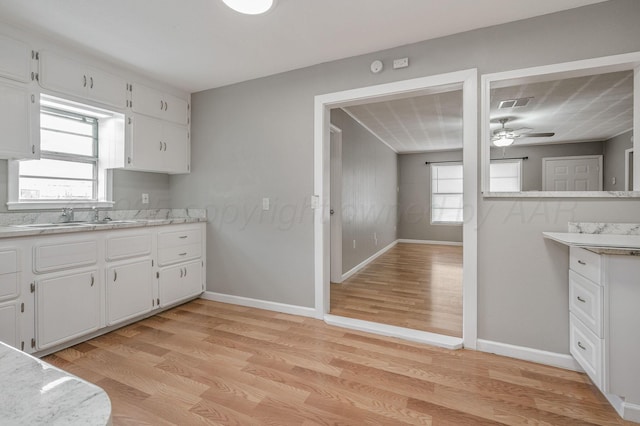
568 247 640 422
38 51 128 109
0 222 206 356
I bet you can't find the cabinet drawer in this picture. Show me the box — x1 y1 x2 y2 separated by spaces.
570 246 601 284
158 243 201 266
0 250 17 274
34 240 97 273
106 233 152 261
158 228 201 248
0 273 18 302
570 313 603 389
569 270 603 337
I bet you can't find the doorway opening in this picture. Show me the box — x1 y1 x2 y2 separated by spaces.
314 69 478 349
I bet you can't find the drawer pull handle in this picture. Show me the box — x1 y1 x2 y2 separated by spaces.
90 274 94 287
577 341 586 351
184 267 187 277
179 235 188 239
577 296 586 303
180 268 183 278
179 252 187 256
577 260 586 265
114 270 118 282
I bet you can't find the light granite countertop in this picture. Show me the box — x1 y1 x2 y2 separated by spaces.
0 342 111 425
0 209 207 239
543 232 640 255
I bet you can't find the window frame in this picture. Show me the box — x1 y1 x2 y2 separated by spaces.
430 162 464 225
7 95 115 210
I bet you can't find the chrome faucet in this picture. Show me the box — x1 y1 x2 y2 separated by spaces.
61 208 74 223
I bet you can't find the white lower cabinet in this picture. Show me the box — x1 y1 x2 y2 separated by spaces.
0 301 20 348
36 269 100 350
567 246 640 422
106 260 153 326
5 222 206 355
159 260 203 308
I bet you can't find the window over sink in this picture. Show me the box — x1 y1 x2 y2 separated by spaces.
7 95 124 210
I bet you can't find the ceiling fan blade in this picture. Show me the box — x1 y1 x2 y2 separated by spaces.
513 127 533 135
521 132 555 138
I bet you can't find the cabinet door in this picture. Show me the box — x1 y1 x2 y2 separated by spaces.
0 301 19 349
0 79 39 159
162 121 189 173
0 33 31 83
106 260 152 325
86 65 127 109
36 270 100 350
39 51 87 99
159 260 203 308
131 83 188 125
128 114 163 171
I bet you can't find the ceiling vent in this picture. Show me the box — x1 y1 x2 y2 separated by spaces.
498 97 533 109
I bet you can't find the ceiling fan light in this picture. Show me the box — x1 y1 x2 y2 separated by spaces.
222 0 275 15
493 136 514 147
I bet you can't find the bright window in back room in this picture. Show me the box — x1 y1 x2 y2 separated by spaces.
7 94 124 210
490 159 522 192
431 163 463 224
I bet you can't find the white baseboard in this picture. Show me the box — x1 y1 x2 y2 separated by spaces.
324 314 463 350
201 291 316 318
477 339 583 372
606 394 640 422
397 239 463 246
341 240 398 281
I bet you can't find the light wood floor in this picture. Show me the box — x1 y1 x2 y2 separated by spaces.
330 243 463 337
44 299 631 425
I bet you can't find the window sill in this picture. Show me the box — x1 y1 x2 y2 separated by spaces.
6 201 115 211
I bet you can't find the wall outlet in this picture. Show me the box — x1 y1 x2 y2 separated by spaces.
262 197 270 211
393 57 409 69
141 193 149 204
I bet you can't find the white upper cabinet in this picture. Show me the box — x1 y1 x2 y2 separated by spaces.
0 79 40 160
131 83 188 125
0 33 31 83
127 113 189 174
39 51 127 109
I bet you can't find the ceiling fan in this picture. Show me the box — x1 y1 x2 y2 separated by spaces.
492 118 555 147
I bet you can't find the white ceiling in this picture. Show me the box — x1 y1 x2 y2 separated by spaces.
341 70 632 154
0 0 606 92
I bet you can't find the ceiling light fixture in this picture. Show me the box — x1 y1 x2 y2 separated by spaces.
222 0 275 15
493 135 514 147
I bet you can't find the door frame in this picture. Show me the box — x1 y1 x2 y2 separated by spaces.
313 69 478 349
329 124 343 283
626 148 634 191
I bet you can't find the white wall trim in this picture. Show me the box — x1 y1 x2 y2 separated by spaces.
341 240 397 281
604 393 640 422
314 69 479 346
477 339 583 372
200 292 316 318
397 239 463 246
324 314 463 350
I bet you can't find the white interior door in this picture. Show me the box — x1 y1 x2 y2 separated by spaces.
542 155 603 191
330 126 343 283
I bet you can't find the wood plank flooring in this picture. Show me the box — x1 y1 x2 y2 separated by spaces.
330 243 463 337
43 299 632 425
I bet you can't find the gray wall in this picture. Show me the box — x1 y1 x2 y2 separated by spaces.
491 141 604 191
604 130 633 191
330 109 397 274
398 151 463 242
170 0 640 354
0 159 170 212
